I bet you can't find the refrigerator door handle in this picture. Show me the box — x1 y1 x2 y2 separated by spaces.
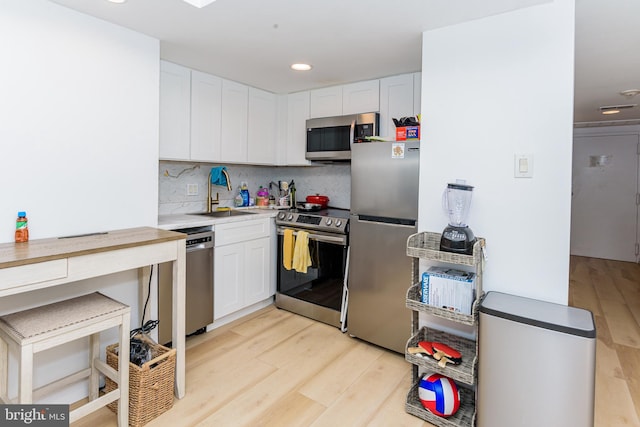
356 214 417 227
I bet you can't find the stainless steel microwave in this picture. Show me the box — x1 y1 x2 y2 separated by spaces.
305 112 379 161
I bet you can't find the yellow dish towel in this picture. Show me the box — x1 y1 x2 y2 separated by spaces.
292 230 312 274
283 229 295 270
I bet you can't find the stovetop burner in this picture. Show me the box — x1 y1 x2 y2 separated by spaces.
275 207 350 234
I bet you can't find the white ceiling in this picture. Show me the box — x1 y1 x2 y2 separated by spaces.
49 0 640 124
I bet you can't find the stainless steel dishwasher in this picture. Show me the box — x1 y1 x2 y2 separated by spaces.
158 226 214 345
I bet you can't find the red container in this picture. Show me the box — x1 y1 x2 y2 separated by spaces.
306 194 329 208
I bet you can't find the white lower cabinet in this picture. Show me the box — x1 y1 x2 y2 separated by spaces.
244 238 271 306
214 218 274 320
214 242 244 318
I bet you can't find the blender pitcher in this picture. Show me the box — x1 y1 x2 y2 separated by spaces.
440 181 477 254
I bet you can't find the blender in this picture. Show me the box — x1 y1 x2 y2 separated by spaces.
440 181 477 255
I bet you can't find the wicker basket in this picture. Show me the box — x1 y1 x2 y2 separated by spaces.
406 232 485 267
104 337 176 427
405 326 478 385
406 231 485 300
406 284 482 325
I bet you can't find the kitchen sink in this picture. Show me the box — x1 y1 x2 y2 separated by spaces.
195 210 256 218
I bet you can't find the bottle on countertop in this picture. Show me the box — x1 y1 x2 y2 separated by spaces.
234 193 243 207
256 186 269 198
256 186 269 207
289 180 296 207
15 211 29 243
240 182 250 207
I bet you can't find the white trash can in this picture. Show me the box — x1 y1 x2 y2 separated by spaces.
477 291 596 427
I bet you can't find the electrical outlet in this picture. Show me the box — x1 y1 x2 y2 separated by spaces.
186 183 198 196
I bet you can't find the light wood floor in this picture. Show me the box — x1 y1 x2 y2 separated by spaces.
569 256 640 427
74 255 640 427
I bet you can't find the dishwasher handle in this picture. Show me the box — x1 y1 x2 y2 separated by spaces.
187 240 213 252
186 233 214 251
172 227 214 251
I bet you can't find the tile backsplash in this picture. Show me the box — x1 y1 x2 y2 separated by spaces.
159 161 351 215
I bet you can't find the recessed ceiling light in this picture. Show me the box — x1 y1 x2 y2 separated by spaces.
601 109 620 115
182 0 216 8
107 0 127 3
291 63 312 71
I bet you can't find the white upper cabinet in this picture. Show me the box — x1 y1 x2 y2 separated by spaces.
159 61 224 162
309 86 343 118
220 79 249 163
190 70 222 162
379 73 416 141
159 62 420 165
247 87 277 165
309 80 380 118
342 80 380 115
159 61 191 160
286 91 311 165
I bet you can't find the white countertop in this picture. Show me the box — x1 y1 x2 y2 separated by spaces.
158 207 278 230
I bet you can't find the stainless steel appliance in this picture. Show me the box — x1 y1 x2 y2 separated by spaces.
348 140 420 353
305 112 379 161
275 208 350 329
478 292 596 427
158 226 214 345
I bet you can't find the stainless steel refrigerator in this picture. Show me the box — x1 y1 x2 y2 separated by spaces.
348 140 420 353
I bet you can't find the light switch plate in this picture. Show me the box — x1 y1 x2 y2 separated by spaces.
514 154 533 178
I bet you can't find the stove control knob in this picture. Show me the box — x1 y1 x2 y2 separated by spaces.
326 218 333 226
287 214 294 221
336 220 342 227
277 212 286 220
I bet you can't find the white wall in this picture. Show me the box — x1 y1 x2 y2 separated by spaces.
0 1 159 242
419 0 575 305
0 0 160 403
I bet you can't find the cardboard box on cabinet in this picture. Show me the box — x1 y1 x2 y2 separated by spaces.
396 126 420 141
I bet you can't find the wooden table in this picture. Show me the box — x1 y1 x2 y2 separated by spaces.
0 227 187 398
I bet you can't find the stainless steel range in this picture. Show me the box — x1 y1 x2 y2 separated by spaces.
275 208 350 330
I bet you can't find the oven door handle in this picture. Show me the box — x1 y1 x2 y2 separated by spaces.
277 228 347 245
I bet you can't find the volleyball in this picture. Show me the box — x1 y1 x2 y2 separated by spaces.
418 372 461 417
